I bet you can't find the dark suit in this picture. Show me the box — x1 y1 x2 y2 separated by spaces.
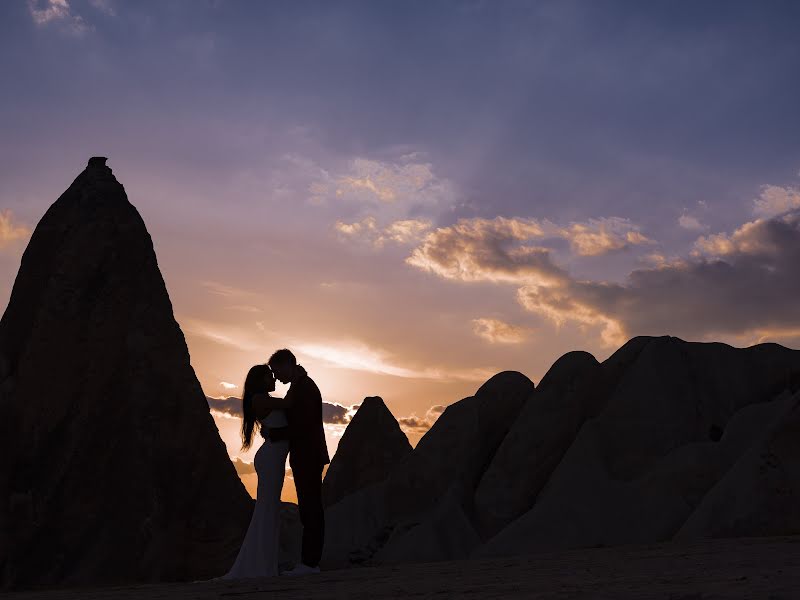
285 365 329 567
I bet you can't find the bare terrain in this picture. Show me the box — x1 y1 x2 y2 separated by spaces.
7 535 800 599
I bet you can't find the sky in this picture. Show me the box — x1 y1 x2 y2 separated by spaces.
2 0 800 498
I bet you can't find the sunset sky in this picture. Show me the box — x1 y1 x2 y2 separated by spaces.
2 1 800 497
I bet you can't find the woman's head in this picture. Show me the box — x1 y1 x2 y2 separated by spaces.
244 363 276 394
240 364 276 450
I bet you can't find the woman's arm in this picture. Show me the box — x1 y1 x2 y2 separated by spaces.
251 393 293 417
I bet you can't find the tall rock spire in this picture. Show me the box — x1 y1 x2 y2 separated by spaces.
0 158 252 588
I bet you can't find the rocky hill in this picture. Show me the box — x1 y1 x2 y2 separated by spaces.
322 336 800 567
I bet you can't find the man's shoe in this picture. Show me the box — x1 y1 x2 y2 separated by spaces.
280 563 321 576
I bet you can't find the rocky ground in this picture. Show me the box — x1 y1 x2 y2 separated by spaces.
7 535 800 599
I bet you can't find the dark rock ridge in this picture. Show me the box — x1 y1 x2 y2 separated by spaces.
474 351 601 536
478 336 800 557
322 397 411 508
322 371 534 567
0 158 252 589
322 336 800 568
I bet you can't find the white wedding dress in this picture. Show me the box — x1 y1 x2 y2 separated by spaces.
223 409 289 579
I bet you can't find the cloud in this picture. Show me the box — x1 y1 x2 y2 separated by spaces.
307 155 456 228
407 198 800 347
0 211 31 249
295 340 493 382
752 185 800 218
678 213 706 231
398 404 446 433
557 217 653 256
322 402 358 424
334 217 432 248
227 304 263 313
201 280 257 298
297 341 423 378
335 216 377 237
207 395 241 416
383 219 434 244
641 252 670 266
232 458 255 475
691 232 735 256
405 216 654 286
519 209 800 345
220 381 238 390
406 217 565 286
27 0 92 35
692 218 780 258
88 0 115 16
332 158 454 209
208 395 356 424
405 216 629 342
326 160 652 266
516 283 627 346
28 0 70 23
181 317 264 352
471 318 531 344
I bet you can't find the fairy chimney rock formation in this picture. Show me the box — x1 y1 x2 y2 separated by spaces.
0 158 252 589
323 396 412 507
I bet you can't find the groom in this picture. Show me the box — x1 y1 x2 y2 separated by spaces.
268 349 330 575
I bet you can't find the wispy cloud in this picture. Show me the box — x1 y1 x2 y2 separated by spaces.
692 218 779 258
519 208 800 345
201 280 257 298
398 404 446 433
181 317 264 352
406 217 564 285
295 340 493 382
406 185 800 347
322 402 359 424
208 395 358 424
678 213 706 231
28 0 70 24
88 0 116 16
332 158 454 208
207 396 241 417
307 155 457 228
27 0 92 36
334 217 432 248
752 184 800 218
0 211 31 249
516 284 626 346
227 304 263 313
471 317 531 344
405 215 654 287
557 217 653 257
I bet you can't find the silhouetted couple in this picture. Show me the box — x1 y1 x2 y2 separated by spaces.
223 349 329 579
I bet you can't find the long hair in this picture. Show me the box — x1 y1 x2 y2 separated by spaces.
241 364 272 451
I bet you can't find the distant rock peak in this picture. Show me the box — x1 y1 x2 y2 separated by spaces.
88 156 108 168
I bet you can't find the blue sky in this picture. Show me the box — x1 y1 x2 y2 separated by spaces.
2 1 800 474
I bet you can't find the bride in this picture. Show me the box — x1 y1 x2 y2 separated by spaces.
224 364 292 579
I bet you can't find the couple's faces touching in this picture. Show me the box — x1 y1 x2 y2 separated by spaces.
263 368 276 392
270 361 293 385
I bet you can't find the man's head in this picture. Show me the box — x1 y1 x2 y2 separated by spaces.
268 348 297 384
